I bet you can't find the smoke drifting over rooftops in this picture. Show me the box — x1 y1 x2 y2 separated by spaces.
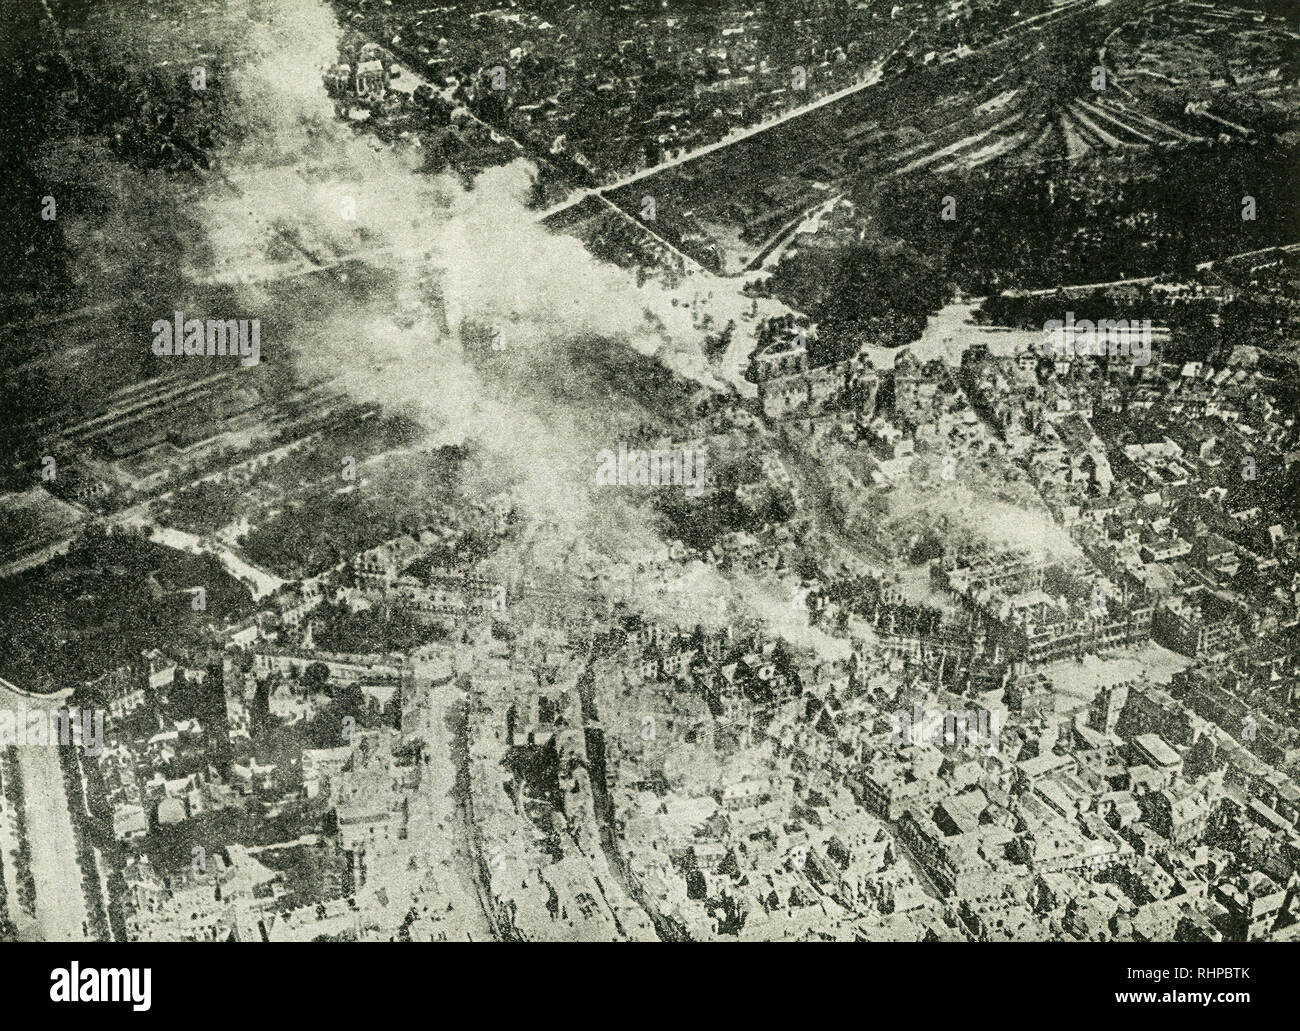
189 0 752 615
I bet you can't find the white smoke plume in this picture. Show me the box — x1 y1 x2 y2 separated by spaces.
186 0 780 631
885 479 1082 563
126 0 904 661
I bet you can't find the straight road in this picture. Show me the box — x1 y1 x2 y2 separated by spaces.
0 676 96 942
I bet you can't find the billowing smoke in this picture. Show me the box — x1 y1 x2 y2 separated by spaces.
885 479 1081 563
199 0 1078 646
191 0 782 628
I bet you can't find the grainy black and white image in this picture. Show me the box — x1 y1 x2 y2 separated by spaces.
1 0 1298 946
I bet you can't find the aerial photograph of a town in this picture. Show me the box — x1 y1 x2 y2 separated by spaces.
1 0 1299 968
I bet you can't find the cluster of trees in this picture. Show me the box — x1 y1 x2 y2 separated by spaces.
152 412 426 538
769 235 951 359
0 754 12 936
168 661 234 776
765 128 1299 371
153 481 242 537
0 870 11 940
310 599 451 654
863 141 1300 296
57 744 112 941
1 750 36 919
0 507 47 556
0 755 16 940
240 443 466 580
248 664 399 797
0 527 254 693
979 286 1300 363
241 490 419 579
653 477 782 554
2 8 234 312
73 737 130 940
